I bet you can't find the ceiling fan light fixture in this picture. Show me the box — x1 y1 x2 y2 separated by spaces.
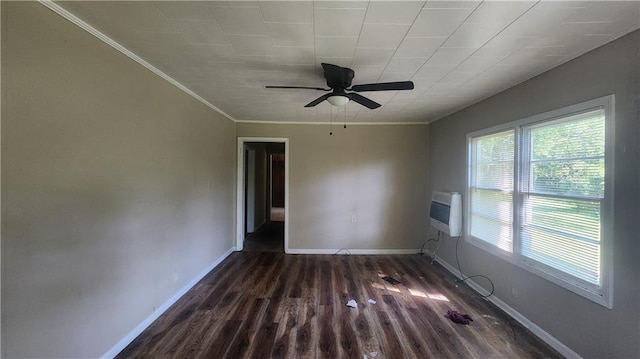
327 95 349 106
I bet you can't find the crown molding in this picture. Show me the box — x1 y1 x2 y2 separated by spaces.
37 0 238 123
37 1 432 127
236 120 429 126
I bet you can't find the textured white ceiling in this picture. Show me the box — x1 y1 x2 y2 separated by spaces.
54 1 640 124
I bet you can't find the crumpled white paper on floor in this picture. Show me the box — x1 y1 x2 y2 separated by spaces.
346 299 358 308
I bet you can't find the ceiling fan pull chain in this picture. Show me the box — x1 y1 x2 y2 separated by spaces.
329 106 334 136
343 104 347 129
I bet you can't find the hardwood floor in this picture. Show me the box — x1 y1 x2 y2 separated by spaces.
117 252 561 359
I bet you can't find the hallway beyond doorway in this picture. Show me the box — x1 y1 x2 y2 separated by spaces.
236 137 288 252
243 221 284 252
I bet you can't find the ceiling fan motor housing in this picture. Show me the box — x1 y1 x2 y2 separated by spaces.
325 65 354 90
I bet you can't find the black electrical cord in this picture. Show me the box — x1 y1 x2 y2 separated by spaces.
419 228 440 255
419 237 439 255
454 235 495 298
334 248 352 256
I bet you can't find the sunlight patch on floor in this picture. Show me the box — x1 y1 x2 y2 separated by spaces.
408 288 450 302
408 288 427 297
427 292 450 302
371 282 401 293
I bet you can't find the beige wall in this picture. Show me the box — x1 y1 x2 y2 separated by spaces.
429 30 639 358
2 2 236 358
237 123 430 251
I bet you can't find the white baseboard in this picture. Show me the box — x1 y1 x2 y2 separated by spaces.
101 247 235 359
433 255 582 359
286 248 421 255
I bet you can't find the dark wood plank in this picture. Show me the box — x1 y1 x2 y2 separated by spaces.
316 305 339 359
249 322 279 359
201 319 243 358
117 253 563 359
295 295 317 358
224 298 269 358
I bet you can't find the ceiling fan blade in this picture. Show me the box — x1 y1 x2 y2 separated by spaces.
350 81 414 92
304 93 332 107
266 85 330 91
347 93 381 109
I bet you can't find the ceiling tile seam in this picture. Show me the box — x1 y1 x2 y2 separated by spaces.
352 0 428 111
273 45 314 50
408 0 543 114
315 35 359 39
352 46 398 50
368 0 427 84
226 34 271 38
362 22 417 26
207 60 244 64
399 0 484 102
166 19 217 23
147 3 200 52
405 36 449 39
150 2 190 32
265 21 313 25
202 1 230 41
154 2 232 49
562 21 613 25
525 45 566 49
186 41 234 46
425 8 479 11
437 1 549 86
522 22 640 88
428 51 563 121
349 0 371 67
340 0 372 122
314 6 368 10
207 5 260 10
256 1 303 110
37 0 238 123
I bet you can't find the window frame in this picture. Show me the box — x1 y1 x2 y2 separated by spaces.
465 95 614 308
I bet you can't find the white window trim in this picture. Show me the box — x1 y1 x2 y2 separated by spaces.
465 95 614 308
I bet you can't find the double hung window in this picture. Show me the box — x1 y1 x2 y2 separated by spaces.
467 96 613 307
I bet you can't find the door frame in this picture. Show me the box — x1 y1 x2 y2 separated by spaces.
236 137 289 252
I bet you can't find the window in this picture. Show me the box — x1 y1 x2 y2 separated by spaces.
466 96 614 308
469 130 514 252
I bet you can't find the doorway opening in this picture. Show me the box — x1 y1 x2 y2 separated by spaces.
236 138 288 252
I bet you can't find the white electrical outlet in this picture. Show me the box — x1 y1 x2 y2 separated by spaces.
511 287 518 298
351 214 357 223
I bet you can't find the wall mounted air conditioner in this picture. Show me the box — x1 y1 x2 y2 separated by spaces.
430 191 462 237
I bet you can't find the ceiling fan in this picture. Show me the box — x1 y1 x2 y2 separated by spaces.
266 63 414 109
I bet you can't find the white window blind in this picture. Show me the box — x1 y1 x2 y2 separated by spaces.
469 130 514 252
520 110 605 287
465 95 613 308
